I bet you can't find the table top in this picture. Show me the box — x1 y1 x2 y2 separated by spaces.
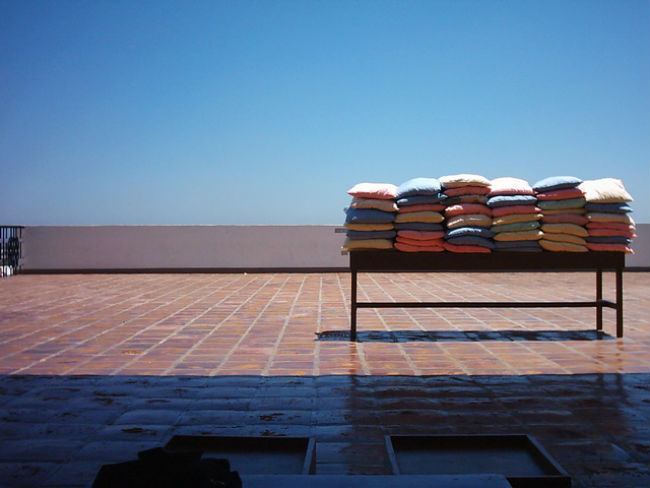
241 474 512 488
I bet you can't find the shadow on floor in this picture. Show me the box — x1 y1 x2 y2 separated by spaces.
316 329 613 342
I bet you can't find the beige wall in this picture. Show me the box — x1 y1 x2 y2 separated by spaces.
20 224 649 271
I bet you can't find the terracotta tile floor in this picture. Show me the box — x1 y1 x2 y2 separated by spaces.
0 272 649 487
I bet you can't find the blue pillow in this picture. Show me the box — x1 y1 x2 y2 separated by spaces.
346 230 396 239
394 222 444 231
586 236 632 244
494 240 542 249
585 202 633 214
487 195 538 208
445 236 495 249
532 176 582 192
538 198 585 210
344 208 395 224
396 177 443 198
396 194 447 206
445 227 495 239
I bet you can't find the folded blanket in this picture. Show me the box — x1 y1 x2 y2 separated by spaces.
444 186 491 197
536 188 585 201
394 211 444 224
541 223 589 237
585 202 633 214
446 214 492 229
439 174 491 188
343 238 393 250
396 236 444 246
394 222 444 231
491 205 541 217
538 197 586 210
345 230 397 240
487 195 538 207
345 223 394 231
542 214 589 226
492 213 543 226
542 233 587 245
587 213 635 224
443 195 489 205
444 242 491 253
347 182 398 200
397 203 446 213
350 197 398 212
578 178 633 203
491 221 541 234
395 242 444 252
445 226 495 239
539 240 588 252
445 235 495 249
586 242 634 253
397 194 447 206
493 230 544 241
398 230 445 240
489 177 534 196
445 203 492 217
586 236 632 245
345 208 395 224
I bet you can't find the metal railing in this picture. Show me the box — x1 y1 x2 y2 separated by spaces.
1 226 23 277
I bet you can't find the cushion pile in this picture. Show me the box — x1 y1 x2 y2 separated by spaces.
394 178 446 252
343 183 397 250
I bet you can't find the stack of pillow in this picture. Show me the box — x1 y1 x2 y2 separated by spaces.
533 176 589 252
342 182 397 250
439 174 494 253
393 177 446 252
488 177 543 252
579 178 636 253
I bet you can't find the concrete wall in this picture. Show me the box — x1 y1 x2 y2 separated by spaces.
19 224 650 272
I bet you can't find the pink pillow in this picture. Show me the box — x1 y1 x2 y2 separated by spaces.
397 230 445 240
396 236 444 246
542 214 588 226
347 182 398 200
445 203 492 217
586 222 635 231
586 243 634 253
444 186 491 197
588 229 636 238
491 205 541 217
488 177 534 196
395 242 444 252
443 242 491 253
536 188 584 201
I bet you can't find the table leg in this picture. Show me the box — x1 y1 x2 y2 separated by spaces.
350 269 357 341
616 267 623 338
596 269 603 332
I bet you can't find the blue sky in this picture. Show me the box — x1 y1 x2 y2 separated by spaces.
1 0 648 225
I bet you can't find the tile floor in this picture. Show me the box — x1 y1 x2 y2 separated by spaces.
0 272 649 487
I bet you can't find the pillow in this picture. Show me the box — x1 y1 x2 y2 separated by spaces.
538 198 586 210
342 238 393 250
587 222 635 231
487 195 538 208
494 246 543 252
397 194 447 206
542 208 586 215
585 202 633 214
578 178 633 203
395 242 444 252
586 236 632 244
492 213 543 226
491 205 541 217
444 186 491 197
345 208 395 224
398 230 446 240
494 240 542 249
445 226 495 239
396 177 443 198
491 221 540 234
398 203 446 213
445 203 492 217
588 229 636 238
446 214 493 229
443 195 489 205
443 242 491 253
347 182 398 200
394 222 444 231
532 176 582 192
543 233 587 245
493 230 544 241
542 214 588 226
585 243 634 253
587 213 634 224
488 177 534 196
396 236 444 246
541 223 589 237
394 211 444 224
344 223 394 231
438 174 491 188
539 240 588 252
350 197 398 212
445 236 495 249
345 230 396 240
536 188 584 201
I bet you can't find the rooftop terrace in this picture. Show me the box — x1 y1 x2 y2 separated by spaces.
0 271 648 487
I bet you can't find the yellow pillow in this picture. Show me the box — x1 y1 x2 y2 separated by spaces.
350 197 398 212
492 213 543 225
446 214 492 229
578 178 633 203
587 213 635 224
394 211 444 224
344 223 394 231
493 230 544 241
541 223 589 237
438 174 491 188
542 233 587 245
539 240 588 252
343 238 393 250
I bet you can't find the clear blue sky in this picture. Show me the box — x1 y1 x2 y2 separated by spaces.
1 0 648 225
